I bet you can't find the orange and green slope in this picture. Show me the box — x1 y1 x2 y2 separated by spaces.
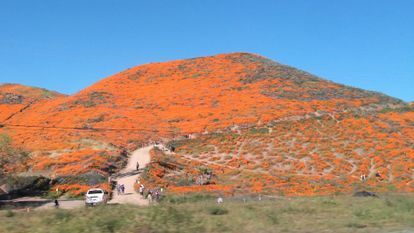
3 53 404 149
0 83 64 122
0 53 412 195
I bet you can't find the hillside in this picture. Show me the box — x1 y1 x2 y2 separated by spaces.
0 52 412 196
2 53 404 149
0 83 64 122
146 108 413 196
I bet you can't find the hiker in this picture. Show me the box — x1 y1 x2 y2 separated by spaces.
116 184 121 195
136 162 140 171
139 185 144 196
375 171 383 181
206 171 212 180
360 174 366 182
147 189 152 198
54 199 59 208
155 190 160 201
148 192 153 203
197 175 203 185
121 184 125 194
217 196 223 204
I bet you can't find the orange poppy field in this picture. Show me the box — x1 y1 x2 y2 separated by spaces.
1 53 413 196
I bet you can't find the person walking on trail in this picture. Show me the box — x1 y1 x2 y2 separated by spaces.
116 184 121 195
155 190 160 201
147 190 153 199
120 184 125 194
136 161 140 171
54 199 59 208
360 174 366 182
139 184 144 196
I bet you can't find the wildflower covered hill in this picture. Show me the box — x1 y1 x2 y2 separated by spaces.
144 108 413 196
0 83 64 122
0 52 412 195
4 53 404 149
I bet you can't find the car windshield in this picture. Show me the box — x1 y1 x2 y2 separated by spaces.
88 190 103 194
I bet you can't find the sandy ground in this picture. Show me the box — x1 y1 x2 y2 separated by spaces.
108 145 152 205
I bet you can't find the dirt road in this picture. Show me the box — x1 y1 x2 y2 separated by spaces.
33 146 152 210
35 199 85 210
108 145 152 205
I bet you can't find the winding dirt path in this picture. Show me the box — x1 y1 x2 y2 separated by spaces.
108 145 152 205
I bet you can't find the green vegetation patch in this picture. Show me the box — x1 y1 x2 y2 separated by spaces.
1 194 414 233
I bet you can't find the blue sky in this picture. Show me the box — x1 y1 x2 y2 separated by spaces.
0 0 413 101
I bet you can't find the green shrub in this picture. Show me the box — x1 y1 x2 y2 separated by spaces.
96 218 122 233
392 196 414 212
148 205 204 233
266 211 279 224
320 197 338 206
176 176 195 186
208 206 229 215
5 209 14 218
54 210 73 222
248 127 269 134
162 194 213 204
346 222 367 228
166 139 190 151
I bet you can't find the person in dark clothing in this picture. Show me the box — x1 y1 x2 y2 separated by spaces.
120 184 125 194
136 162 140 171
375 171 383 181
155 190 160 201
54 199 59 208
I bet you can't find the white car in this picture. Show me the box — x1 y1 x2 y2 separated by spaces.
85 188 108 206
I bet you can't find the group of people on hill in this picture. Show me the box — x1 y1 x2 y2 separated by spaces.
196 171 213 185
138 183 162 203
360 171 383 182
116 184 125 195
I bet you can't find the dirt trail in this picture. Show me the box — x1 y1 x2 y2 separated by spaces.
108 145 152 205
36 199 85 210
34 146 152 209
